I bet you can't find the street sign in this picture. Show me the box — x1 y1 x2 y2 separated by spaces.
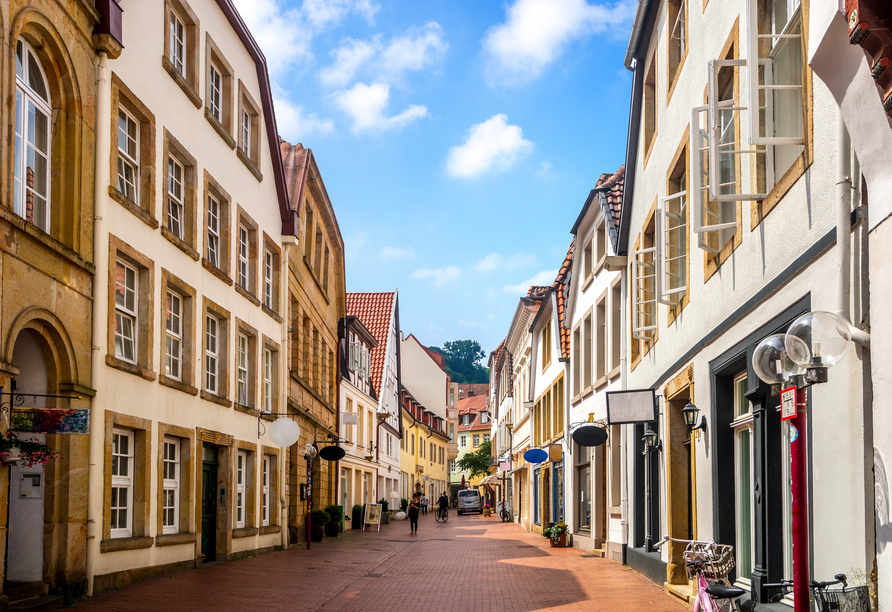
781 386 797 420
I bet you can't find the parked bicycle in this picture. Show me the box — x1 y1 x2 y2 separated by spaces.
765 574 870 611
497 500 511 522
654 536 743 612
435 506 449 522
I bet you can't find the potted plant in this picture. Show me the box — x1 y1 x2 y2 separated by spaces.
400 498 408 512
324 505 343 537
543 521 569 547
378 498 390 524
0 430 62 466
352 504 363 529
483 503 492 517
309 510 330 542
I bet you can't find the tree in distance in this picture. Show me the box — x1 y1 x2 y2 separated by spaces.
455 440 493 480
428 339 489 384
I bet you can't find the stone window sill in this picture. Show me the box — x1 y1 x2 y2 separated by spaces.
234 402 257 416
236 148 263 182
235 283 261 307
202 258 233 286
204 108 235 149
232 527 259 539
159 374 198 396
162 55 201 109
106 355 156 382
200 389 232 408
260 525 281 536
161 226 201 262
261 304 282 324
155 532 197 547
100 536 154 553
109 186 159 230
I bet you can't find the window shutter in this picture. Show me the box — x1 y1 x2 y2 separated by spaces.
745 0 804 147
349 342 358 372
630 245 659 339
660 192 687 303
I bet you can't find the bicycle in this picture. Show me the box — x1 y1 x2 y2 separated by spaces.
435 506 449 522
497 501 511 522
654 536 744 612
765 574 871 611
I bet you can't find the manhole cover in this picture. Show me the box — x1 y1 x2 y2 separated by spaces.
364 574 382 578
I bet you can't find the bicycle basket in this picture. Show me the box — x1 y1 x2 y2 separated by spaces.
811 585 871 612
682 544 736 582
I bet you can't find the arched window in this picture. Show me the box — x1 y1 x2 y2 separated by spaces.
14 39 52 233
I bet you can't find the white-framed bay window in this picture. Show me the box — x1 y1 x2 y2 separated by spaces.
162 437 180 534
206 314 219 394
262 456 270 527
111 429 134 538
115 260 138 363
731 372 754 585
236 450 246 529
165 291 183 380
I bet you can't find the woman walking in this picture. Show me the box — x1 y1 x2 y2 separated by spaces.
408 493 421 535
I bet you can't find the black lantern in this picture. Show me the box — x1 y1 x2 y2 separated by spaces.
682 401 706 431
642 427 661 452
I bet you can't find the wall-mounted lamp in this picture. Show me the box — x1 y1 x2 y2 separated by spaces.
642 427 662 453
681 401 706 432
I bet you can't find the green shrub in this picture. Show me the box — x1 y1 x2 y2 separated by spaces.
543 521 569 543
325 505 344 522
309 510 331 526
400 498 408 510
352 504 363 513
378 498 389 513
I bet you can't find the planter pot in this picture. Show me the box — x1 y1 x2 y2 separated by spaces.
549 533 568 548
352 508 363 529
324 522 339 537
311 526 325 542
382 512 390 525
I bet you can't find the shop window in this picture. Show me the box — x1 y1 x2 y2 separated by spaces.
235 450 247 528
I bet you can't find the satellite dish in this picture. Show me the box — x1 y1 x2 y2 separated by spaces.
319 445 346 461
572 425 609 447
524 448 548 464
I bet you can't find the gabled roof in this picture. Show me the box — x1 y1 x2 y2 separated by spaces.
596 166 625 254
527 286 551 298
346 292 396 398
552 239 575 359
457 395 491 432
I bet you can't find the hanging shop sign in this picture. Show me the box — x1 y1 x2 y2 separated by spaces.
11 408 88 434
572 425 609 447
605 389 657 424
319 445 346 461
523 448 548 464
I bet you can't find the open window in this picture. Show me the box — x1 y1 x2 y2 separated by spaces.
660 192 687 303
630 241 658 340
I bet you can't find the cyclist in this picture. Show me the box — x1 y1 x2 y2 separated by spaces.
437 492 449 520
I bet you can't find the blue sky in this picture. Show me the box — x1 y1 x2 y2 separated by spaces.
232 0 635 357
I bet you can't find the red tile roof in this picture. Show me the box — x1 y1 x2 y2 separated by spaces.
527 286 550 298
346 292 395 399
553 239 575 359
457 395 491 432
456 383 489 398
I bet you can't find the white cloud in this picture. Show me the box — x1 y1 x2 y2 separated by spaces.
412 266 463 288
319 37 382 88
503 269 557 294
445 114 534 178
232 0 313 79
474 253 538 272
345 232 367 258
302 0 379 30
536 161 558 180
273 92 335 140
332 82 429 133
381 246 415 259
482 0 635 86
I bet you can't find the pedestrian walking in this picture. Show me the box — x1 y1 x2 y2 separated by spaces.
408 493 421 534
421 494 429 515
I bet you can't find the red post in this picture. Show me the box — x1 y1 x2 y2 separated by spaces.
791 388 809 611
306 456 312 550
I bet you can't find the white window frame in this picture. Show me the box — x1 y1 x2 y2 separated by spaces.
165 290 183 380
237 333 248 406
162 437 180 535
115 260 138 363
670 0 687 61
206 314 219 394
262 456 270 527
207 194 220 267
208 61 223 123
731 372 755 586
111 429 134 538
169 9 186 76
14 39 52 233
238 225 249 290
117 107 139 202
167 156 185 239
473 434 480 447
630 243 659 340
241 108 251 157
236 450 246 529
460 435 467 448
660 192 687 302
263 348 272 413
264 251 273 309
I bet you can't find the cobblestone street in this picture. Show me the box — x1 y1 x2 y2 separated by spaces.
73 513 687 611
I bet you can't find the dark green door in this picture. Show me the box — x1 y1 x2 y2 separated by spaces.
201 446 218 561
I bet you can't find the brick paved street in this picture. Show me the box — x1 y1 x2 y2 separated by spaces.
73 513 687 611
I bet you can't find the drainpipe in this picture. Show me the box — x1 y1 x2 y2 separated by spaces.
837 117 870 348
620 261 630 546
280 237 297 549
86 50 110 597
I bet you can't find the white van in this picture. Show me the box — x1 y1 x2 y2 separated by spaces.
457 489 482 515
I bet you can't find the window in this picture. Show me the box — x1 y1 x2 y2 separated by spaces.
14 40 51 233
596 294 607 381
473 434 480 447
460 435 467 448
115 261 137 363
111 429 134 538
167 156 185 239
264 251 274 309
483 434 490 444
162 437 180 534
643 52 657 163
262 456 271 527
582 235 594 281
263 348 272 412
238 226 249 290
610 280 622 371
576 444 592 531
241 109 251 157
449 459 456 472
238 334 249 406
208 62 223 123
596 218 607 264
358 407 364 448
583 312 593 389
169 9 186 76
631 209 658 342
165 291 183 380
661 140 689 304
207 194 220 267
117 108 139 202
541 318 552 371
236 450 246 529
731 372 754 582
206 315 219 394
163 0 200 105
667 0 688 96
237 81 262 177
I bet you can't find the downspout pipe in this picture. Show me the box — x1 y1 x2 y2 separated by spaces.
87 50 110 597
837 117 870 348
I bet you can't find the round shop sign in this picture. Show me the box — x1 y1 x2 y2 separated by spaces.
523 448 548 464
572 425 609 447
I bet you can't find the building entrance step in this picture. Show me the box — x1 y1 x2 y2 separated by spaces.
4 582 44 603
664 581 695 604
9 595 63 612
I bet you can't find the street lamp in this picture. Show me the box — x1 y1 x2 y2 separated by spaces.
752 312 851 612
303 443 317 550
641 425 661 550
642 427 662 453
681 401 706 432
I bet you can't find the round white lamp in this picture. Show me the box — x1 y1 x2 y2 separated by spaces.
784 311 852 369
304 443 317 460
752 334 805 384
269 417 301 448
